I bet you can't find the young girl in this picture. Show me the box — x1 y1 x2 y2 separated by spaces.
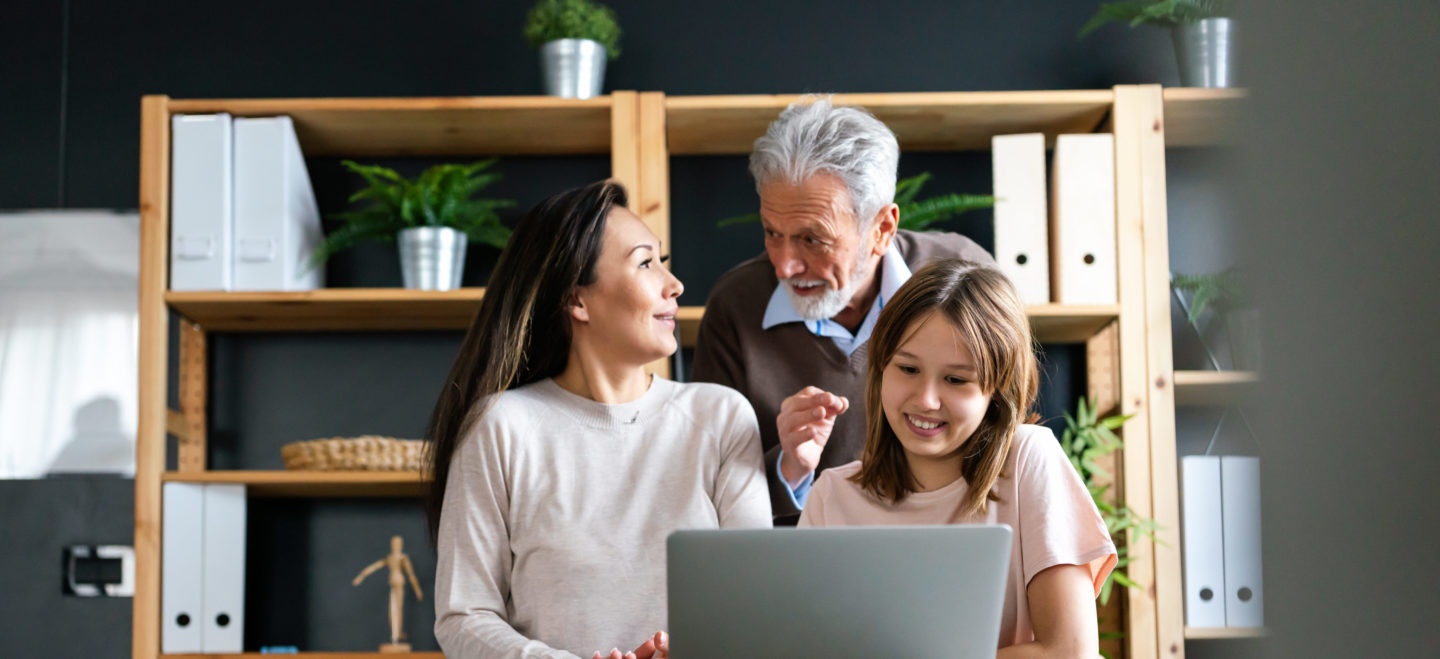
426 181 771 659
798 259 1117 657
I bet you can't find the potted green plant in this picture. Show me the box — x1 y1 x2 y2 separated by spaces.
1172 268 1258 370
524 0 621 99
717 172 994 231
311 160 516 291
1080 0 1236 88
1060 397 1163 658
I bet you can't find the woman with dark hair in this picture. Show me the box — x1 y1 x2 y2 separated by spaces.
427 181 771 659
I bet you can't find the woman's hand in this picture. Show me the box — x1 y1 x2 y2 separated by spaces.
593 631 668 659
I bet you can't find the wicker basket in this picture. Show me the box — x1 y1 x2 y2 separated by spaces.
281 435 426 471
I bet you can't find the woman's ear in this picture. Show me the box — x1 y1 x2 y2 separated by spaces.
567 290 591 324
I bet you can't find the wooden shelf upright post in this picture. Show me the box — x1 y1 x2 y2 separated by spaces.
135 93 171 659
1114 84 1185 659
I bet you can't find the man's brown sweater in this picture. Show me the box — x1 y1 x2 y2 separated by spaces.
692 229 996 523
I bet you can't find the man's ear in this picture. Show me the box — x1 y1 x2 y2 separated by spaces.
871 203 900 254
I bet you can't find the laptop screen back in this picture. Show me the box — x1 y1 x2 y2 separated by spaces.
667 525 1012 659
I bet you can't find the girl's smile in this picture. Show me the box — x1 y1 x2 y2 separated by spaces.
881 310 994 491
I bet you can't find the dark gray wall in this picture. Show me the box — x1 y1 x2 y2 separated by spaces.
0 477 136 657
1237 3 1439 659
0 0 1180 210
0 0 1190 656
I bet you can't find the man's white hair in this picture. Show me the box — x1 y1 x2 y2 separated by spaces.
748 96 900 233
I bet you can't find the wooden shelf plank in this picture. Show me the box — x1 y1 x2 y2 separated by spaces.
667 90 1115 155
1173 370 1260 406
168 292 1115 341
1185 626 1267 640
166 96 614 157
163 654 445 659
1163 88 1245 148
1026 304 1124 344
666 88 1240 155
159 89 1240 157
166 288 484 332
677 304 1119 347
162 471 428 497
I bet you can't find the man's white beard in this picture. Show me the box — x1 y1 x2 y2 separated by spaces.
782 254 871 322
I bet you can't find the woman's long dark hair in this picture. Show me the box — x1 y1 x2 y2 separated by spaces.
424 180 626 541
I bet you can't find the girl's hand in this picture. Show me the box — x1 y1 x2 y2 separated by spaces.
593 631 668 659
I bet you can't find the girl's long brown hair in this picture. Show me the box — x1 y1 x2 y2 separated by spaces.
851 259 1039 517
423 180 626 541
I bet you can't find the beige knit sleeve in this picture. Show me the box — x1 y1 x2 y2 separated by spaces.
433 415 579 659
711 389 773 529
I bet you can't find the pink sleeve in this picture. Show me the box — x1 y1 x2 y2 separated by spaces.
1016 427 1118 598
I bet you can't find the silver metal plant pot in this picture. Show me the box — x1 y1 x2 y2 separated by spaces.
1173 17 1236 88
398 227 467 291
540 38 607 99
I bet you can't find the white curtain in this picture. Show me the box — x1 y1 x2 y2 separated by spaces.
0 210 139 478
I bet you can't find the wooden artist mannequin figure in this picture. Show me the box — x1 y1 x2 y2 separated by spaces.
353 535 424 652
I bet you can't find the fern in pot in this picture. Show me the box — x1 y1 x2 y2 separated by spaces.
1080 0 1237 88
311 160 515 291
1172 268 1258 371
524 0 621 99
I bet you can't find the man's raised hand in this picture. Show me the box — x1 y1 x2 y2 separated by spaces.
777 386 849 486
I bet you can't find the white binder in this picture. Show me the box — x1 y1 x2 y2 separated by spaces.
170 114 234 291
201 484 247 652
991 133 1050 304
1049 134 1118 304
1221 456 1264 627
1181 456 1226 627
233 116 325 291
162 483 205 653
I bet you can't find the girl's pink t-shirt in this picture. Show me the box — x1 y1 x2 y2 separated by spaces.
798 424 1118 649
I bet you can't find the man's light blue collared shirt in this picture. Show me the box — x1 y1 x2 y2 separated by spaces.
763 243 912 509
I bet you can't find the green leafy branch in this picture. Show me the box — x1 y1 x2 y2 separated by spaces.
311 160 516 267
891 172 995 231
1171 268 1248 323
716 172 994 232
1060 396 1165 658
1079 0 1233 37
523 0 622 59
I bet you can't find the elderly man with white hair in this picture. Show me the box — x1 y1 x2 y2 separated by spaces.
692 98 996 524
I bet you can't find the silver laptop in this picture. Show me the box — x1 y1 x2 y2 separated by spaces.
667 525 1012 659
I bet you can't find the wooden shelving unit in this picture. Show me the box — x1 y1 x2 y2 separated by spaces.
662 86 1238 659
1174 370 1260 406
1184 627 1267 640
135 87 1241 659
135 91 669 659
